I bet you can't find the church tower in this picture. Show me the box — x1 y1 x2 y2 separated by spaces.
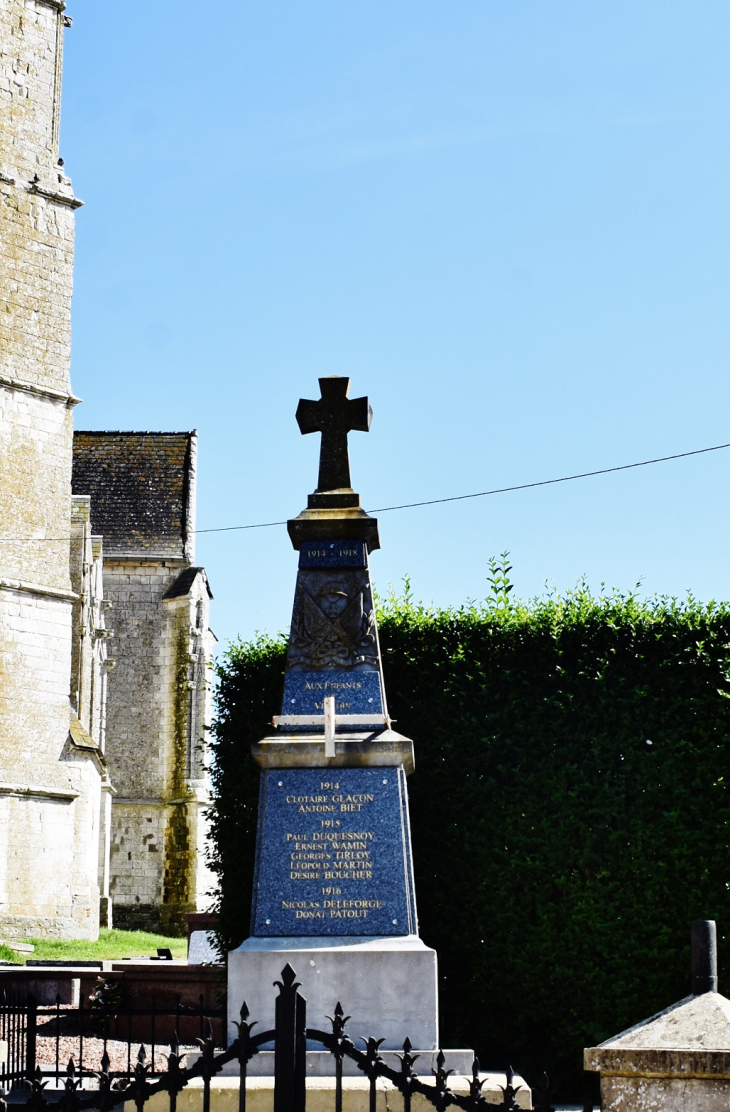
0 1 104 938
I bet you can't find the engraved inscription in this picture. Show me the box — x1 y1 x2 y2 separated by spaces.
253 768 413 936
298 540 368 570
283 784 377 887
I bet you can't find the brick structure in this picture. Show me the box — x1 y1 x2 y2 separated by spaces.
72 432 215 935
0 0 107 939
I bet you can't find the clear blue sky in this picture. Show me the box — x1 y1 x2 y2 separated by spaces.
62 2 730 653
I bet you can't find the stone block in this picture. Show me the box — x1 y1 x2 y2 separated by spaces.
227 935 438 1052
585 990 730 1112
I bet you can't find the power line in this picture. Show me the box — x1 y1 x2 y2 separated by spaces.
2 440 728 541
194 440 730 534
366 441 730 515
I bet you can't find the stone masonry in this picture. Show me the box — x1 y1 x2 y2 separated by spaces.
0 0 106 939
69 496 114 925
72 433 215 935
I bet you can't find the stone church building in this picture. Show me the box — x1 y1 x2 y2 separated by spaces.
73 432 215 935
0 0 214 938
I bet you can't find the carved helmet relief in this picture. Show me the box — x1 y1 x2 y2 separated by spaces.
286 568 378 672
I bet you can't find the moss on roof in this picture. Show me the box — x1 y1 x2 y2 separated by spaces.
72 432 195 558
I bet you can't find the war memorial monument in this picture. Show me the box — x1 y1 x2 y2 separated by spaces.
228 377 472 1075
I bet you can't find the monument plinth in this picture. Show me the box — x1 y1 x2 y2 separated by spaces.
228 377 468 1075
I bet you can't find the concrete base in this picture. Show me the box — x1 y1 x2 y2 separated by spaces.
108 1074 533 1112
228 935 438 1051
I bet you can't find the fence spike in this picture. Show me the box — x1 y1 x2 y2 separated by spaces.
467 1055 486 1104
273 962 300 992
326 1006 351 1035
431 1049 453 1080
499 1064 522 1111
396 1036 419 1092
431 1049 454 1112
397 1036 419 1069
533 1071 556 1112
239 1002 249 1022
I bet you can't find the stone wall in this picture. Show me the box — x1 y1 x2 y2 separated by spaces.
0 588 73 787
103 563 181 798
1 1 65 181
0 0 104 939
104 561 214 935
0 789 78 938
0 378 75 591
0 0 79 394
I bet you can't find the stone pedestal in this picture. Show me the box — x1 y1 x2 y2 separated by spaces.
585 991 730 1111
586 921 730 1112
228 934 438 1052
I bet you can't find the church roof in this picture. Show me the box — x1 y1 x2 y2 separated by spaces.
72 431 196 559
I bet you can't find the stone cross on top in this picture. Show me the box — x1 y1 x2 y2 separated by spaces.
296 376 372 493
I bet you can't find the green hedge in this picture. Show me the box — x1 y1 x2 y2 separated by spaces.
209 563 730 1099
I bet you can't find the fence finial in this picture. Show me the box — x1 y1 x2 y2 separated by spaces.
691 919 718 994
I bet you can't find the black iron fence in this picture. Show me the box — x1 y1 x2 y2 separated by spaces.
1 964 593 1111
0 994 36 1088
0 991 224 1087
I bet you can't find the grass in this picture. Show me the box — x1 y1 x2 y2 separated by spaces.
0 929 187 965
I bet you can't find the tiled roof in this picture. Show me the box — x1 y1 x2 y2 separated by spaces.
69 714 101 752
72 432 196 558
162 567 213 600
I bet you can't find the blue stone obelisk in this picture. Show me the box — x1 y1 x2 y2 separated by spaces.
228 378 468 1075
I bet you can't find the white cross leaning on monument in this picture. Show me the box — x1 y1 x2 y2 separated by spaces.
272 695 391 757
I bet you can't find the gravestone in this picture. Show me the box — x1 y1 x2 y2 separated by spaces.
228 377 471 1073
187 931 221 965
